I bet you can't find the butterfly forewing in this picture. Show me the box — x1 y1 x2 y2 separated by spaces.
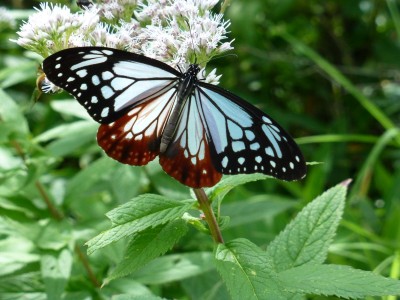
197 83 307 181
42 47 180 123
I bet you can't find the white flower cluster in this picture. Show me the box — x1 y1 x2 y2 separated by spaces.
0 6 16 30
15 3 99 57
15 0 233 84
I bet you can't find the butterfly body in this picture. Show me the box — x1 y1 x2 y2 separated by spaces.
43 47 306 188
160 64 200 153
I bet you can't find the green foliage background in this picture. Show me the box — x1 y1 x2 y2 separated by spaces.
1 0 400 299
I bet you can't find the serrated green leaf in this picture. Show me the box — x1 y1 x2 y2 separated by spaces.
131 252 214 284
266 182 347 272
206 174 270 203
41 249 72 300
107 219 188 281
279 264 400 298
86 195 195 254
215 238 287 300
221 195 297 227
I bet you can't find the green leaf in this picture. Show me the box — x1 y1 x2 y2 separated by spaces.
0 88 29 136
207 174 270 203
107 219 188 281
33 120 96 143
181 270 230 300
0 272 44 295
279 264 400 298
131 252 214 284
113 295 166 300
221 195 297 227
44 122 98 157
50 99 92 120
86 194 195 254
215 238 287 300
41 249 72 300
266 182 347 272
65 157 119 202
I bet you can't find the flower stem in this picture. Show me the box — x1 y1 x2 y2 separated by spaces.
193 188 224 244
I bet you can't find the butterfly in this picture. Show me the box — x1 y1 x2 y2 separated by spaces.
42 47 306 188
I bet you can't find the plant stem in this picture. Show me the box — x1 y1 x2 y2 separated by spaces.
75 244 101 288
193 188 224 244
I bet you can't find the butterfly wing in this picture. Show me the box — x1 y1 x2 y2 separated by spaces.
97 88 178 166
197 82 307 181
42 47 181 124
159 93 222 188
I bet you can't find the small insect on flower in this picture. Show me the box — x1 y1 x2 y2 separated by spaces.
42 47 307 188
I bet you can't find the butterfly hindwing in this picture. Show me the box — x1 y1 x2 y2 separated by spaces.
159 94 222 187
97 88 178 166
42 47 181 123
197 83 307 181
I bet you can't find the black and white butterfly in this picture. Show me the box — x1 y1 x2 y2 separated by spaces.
42 47 306 188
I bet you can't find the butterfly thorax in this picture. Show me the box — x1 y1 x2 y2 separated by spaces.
160 64 201 153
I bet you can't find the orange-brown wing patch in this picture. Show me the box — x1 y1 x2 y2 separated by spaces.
97 89 177 166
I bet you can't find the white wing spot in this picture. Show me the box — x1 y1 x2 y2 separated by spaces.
232 141 245 152
101 86 114 99
102 71 114 80
77 92 81 97
295 155 300 162
77 69 88 78
56 56 62 61
55 64 61 69
111 77 134 91
255 156 262 163
67 77 75 82
245 130 255 141
92 75 100 86
57 73 63 77
91 96 98 103
184 150 189 158
265 147 274 157
282 167 286 172
289 162 294 169
198 140 205 160
254 165 258 171
101 107 109 118
126 132 133 139
222 156 228 168
80 83 87 90
250 142 260 150
228 120 243 139
102 50 114 55
191 157 197 165
262 116 272 124
270 161 276 168
238 157 245 165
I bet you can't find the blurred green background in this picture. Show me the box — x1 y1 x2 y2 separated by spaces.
0 0 400 299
